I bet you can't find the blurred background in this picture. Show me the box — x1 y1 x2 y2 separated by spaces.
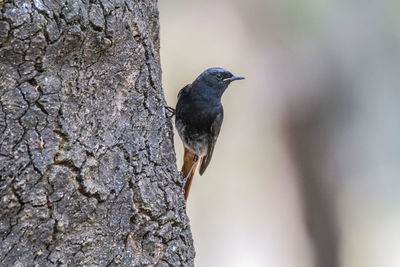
159 0 400 266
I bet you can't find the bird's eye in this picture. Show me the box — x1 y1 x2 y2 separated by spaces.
216 73 223 80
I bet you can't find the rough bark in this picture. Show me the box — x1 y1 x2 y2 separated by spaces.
0 0 194 266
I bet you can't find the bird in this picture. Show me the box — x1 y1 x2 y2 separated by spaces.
173 67 245 200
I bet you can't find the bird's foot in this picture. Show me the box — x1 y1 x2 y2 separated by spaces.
176 171 187 189
164 105 176 118
181 175 188 189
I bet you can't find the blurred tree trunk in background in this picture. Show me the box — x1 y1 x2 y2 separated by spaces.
287 101 341 267
283 2 400 266
0 0 194 266
285 76 354 267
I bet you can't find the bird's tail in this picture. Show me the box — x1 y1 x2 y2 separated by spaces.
182 147 200 200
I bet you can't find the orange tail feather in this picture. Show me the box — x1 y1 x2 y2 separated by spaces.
182 148 200 200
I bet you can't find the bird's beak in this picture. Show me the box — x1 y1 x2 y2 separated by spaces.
223 75 245 82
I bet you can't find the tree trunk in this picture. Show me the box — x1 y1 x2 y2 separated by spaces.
0 0 194 266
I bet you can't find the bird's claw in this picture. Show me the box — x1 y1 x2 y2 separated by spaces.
177 171 187 189
164 105 176 118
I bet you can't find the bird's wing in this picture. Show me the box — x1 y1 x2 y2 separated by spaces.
199 110 223 175
177 84 190 101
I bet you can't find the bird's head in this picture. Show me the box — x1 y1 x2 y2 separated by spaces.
194 67 245 96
